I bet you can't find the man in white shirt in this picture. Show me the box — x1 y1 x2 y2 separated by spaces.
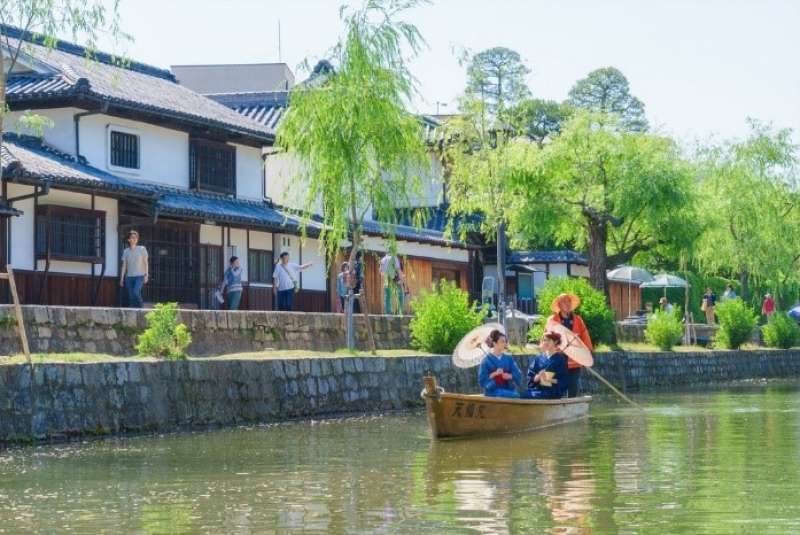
272 251 312 311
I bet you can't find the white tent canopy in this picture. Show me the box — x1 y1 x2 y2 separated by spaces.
640 274 689 289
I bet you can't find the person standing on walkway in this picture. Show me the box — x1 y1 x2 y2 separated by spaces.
336 261 349 313
762 293 776 318
721 284 737 302
119 230 148 308
547 293 593 398
379 252 405 314
702 288 717 325
272 252 312 311
220 256 243 310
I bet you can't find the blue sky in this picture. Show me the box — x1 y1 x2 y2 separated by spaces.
98 0 799 143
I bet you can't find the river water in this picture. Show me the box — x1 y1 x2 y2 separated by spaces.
2 382 800 534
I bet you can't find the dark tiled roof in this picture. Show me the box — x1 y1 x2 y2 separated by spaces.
206 91 288 134
0 134 302 232
2 25 273 143
361 218 463 247
508 249 588 265
1 133 157 195
155 193 299 231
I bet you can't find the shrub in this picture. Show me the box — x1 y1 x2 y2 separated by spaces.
762 313 800 349
644 311 684 351
136 303 192 359
410 281 486 354
714 298 757 349
527 277 615 346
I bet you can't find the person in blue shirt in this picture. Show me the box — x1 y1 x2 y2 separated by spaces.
478 329 522 398
523 331 569 399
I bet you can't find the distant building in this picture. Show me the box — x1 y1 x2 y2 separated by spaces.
171 63 295 93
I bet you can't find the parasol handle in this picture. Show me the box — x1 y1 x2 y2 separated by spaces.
583 366 644 411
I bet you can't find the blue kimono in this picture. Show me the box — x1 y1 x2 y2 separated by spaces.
478 353 522 398
523 352 569 399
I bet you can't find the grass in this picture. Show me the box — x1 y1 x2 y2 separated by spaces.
0 348 439 365
1 342 790 365
0 353 145 365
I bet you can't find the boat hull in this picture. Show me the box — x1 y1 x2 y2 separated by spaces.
422 377 591 439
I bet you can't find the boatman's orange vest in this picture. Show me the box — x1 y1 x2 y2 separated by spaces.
548 313 593 369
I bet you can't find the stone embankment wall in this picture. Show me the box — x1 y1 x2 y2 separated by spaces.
0 305 410 355
2 350 800 443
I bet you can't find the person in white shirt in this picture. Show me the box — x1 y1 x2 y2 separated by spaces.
119 230 148 308
272 251 312 311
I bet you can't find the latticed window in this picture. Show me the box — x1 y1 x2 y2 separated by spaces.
248 249 274 284
36 206 105 261
190 138 236 195
109 130 140 169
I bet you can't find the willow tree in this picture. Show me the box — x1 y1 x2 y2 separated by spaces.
276 0 428 348
694 120 800 303
508 111 694 296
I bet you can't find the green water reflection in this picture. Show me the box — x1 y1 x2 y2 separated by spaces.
2 382 800 533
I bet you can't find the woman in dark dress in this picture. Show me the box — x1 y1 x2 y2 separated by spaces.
523 331 569 399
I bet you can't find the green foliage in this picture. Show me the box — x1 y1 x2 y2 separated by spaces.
409 281 486 354
526 277 615 345
507 110 695 290
694 121 800 297
0 313 16 328
136 303 191 360
714 298 758 349
465 46 530 116
276 0 428 265
507 98 572 146
645 311 684 351
567 67 648 131
762 313 800 349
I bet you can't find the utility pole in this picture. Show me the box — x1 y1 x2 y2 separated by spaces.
496 222 507 331
435 101 447 115
278 20 282 62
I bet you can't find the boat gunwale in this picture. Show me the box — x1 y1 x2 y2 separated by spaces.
432 392 592 406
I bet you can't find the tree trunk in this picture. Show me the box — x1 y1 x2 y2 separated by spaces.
739 269 749 303
496 222 507 329
345 227 376 354
587 219 609 300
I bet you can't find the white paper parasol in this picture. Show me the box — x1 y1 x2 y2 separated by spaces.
452 322 506 368
544 321 594 367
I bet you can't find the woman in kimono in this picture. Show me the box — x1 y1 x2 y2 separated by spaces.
478 329 522 398
523 331 569 399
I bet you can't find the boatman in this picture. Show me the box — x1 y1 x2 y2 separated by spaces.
548 293 593 397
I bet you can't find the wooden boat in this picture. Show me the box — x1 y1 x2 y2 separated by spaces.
422 376 591 439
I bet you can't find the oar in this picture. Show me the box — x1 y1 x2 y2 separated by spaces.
583 366 643 410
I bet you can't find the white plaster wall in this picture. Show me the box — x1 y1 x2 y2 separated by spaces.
264 152 317 211
390 153 445 208
571 265 590 278
300 238 327 291
6 184 119 275
273 233 300 261
248 230 273 251
7 109 191 189
81 114 190 188
235 144 264 201
533 271 548 295
7 108 78 156
7 183 34 270
228 228 248 280
549 263 568 278
361 236 468 263
199 224 223 246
